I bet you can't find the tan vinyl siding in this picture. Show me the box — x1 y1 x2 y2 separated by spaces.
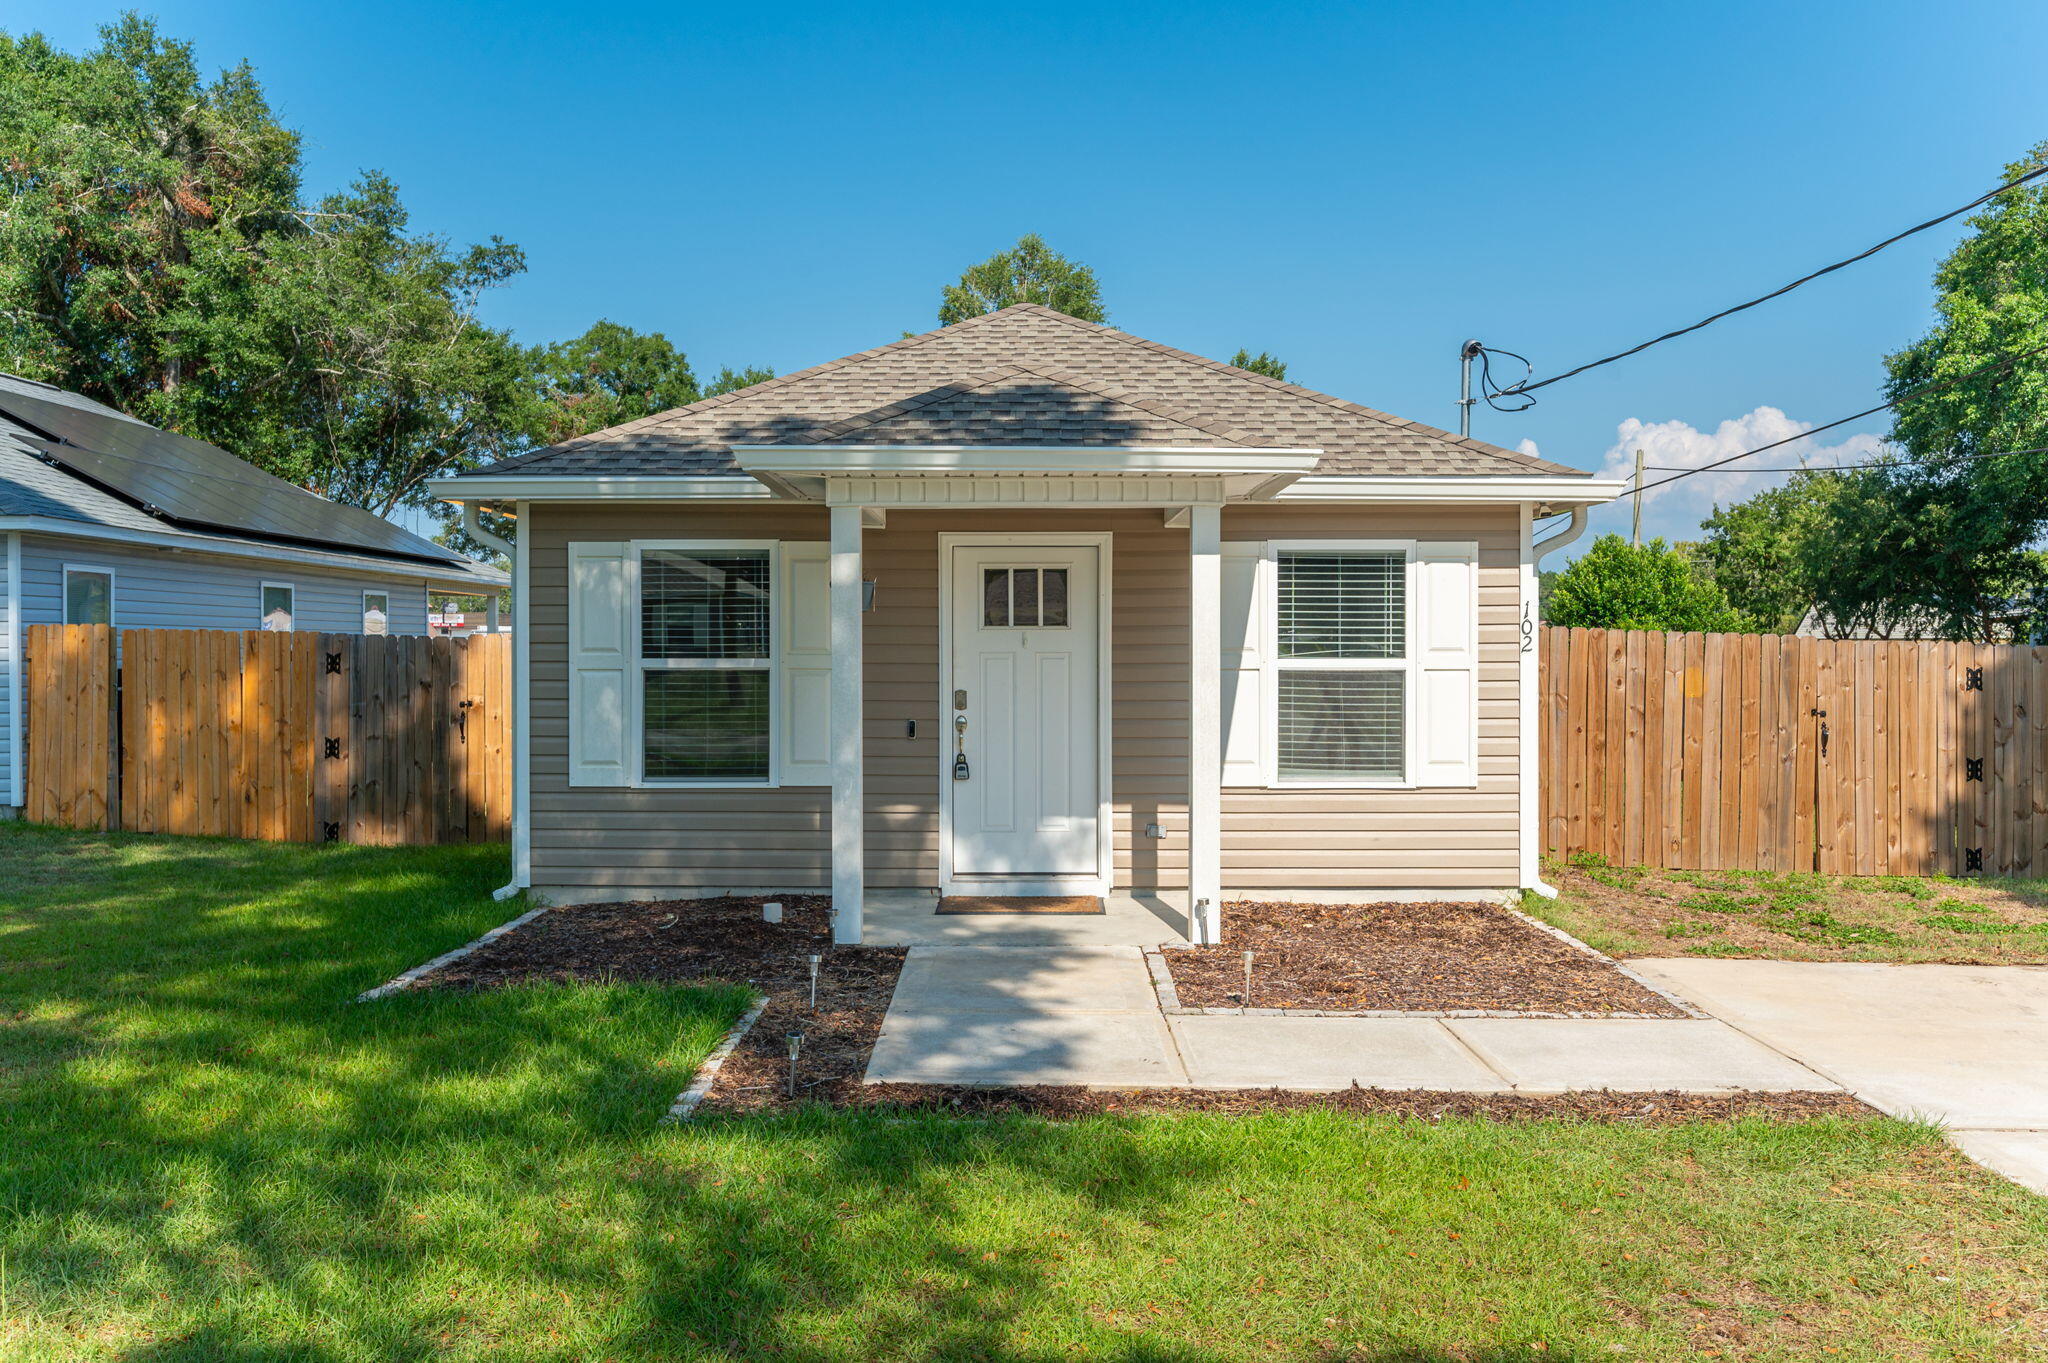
530 504 835 890
1220 506 1522 888
527 501 1522 894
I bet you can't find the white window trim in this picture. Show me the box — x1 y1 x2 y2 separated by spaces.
259 580 296 632
361 589 389 633
628 539 782 789
1263 539 1418 790
63 564 117 626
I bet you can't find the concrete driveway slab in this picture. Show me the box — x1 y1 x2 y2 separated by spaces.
866 1009 1186 1087
1950 1131 2048 1196
1446 1018 1836 1094
888 946 1158 1014
1169 1015 1509 1091
1631 959 2048 1128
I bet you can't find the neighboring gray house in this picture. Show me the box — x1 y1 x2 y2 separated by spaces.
0 373 507 817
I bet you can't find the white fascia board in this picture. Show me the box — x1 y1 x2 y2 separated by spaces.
730 445 1324 477
1278 475 1629 507
426 475 774 501
0 515 508 589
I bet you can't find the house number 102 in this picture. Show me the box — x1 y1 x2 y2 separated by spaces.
1520 601 1535 654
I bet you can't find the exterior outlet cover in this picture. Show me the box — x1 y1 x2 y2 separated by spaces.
1145 823 1165 839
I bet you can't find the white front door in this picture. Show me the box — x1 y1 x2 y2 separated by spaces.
947 542 1103 892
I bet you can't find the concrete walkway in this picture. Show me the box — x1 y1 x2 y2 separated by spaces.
1630 958 2048 1195
866 944 1835 1094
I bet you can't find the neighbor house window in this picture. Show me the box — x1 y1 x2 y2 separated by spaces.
261 582 295 632
1273 549 1407 783
638 546 773 782
64 566 114 625
362 591 389 636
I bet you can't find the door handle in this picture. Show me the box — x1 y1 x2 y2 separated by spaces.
953 712 970 780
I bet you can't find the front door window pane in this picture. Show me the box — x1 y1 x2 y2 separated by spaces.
982 567 1069 627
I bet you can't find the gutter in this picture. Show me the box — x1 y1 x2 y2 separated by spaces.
0 515 507 590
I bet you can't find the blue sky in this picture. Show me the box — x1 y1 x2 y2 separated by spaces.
11 1 2043 548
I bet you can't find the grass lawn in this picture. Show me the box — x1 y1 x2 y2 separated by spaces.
1528 855 2048 965
4 823 2047 1360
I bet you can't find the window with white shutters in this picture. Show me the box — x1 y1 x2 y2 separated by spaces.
1273 550 1408 782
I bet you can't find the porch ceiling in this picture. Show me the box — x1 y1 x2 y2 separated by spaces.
729 443 1324 505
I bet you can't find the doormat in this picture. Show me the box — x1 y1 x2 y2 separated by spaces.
936 895 1105 916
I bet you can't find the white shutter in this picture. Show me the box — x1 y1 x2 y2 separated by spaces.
778 542 831 785
568 542 633 787
1413 541 1479 787
1220 541 1267 786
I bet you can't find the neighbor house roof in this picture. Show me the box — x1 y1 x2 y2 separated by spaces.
461 304 1587 481
0 375 506 589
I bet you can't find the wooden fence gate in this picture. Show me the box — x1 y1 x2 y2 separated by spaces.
1540 626 2048 877
25 625 510 844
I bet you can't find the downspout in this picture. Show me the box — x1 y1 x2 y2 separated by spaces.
1520 504 1588 899
462 501 514 559
456 500 526 901
1531 505 1587 567
6 531 21 811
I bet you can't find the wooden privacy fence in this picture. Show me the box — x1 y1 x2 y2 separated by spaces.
1541 626 2048 877
25 625 510 844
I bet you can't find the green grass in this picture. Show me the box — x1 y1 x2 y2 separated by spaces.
1535 855 2048 964
6 825 2048 1360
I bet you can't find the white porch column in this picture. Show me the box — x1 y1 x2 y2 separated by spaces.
1187 503 1223 943
829 503 865 943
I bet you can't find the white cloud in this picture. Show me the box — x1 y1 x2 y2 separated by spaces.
1525 408 1886 550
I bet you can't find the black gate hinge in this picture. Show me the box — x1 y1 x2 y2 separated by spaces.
1967 757 1984 782
1965 847 1984 873
1965 666 1984 691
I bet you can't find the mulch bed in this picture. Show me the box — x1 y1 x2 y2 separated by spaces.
427 894 906 1115
417 894 1856 1120
835 1086 1876 1123
1162 899 1689 1015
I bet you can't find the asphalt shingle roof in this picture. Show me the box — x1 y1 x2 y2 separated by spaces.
468 305 1586 480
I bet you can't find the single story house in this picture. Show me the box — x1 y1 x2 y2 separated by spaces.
1 372 507 817
431 305 1622 942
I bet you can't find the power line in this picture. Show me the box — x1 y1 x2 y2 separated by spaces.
1625 340 2048 498
1645 443 2048 475
1501 161 2048 401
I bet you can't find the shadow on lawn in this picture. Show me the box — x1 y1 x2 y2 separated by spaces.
0 827 1843 1361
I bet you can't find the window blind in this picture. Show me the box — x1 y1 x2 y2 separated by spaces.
1276 670 1405 781
643 670 771 780
1276 552 1403 659
641 550 771 659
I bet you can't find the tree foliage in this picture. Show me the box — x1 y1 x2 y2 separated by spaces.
1794 141 2048 640
529 320 772 446
1544 534 1750 632
938 234 1105 325
0 17 771 526
1229 349 1288 380
1693 473 1846 633
0 16 301 405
